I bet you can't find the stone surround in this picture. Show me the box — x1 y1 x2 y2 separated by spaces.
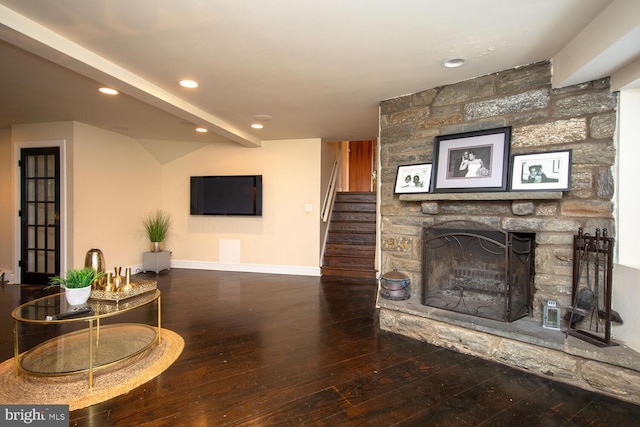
379 61 616 314
378 61 640 404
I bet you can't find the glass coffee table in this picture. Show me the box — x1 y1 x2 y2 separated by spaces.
11 289 161 388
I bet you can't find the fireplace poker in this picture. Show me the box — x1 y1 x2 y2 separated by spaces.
565 231 584 336
565 230 595 335
591 229 601 332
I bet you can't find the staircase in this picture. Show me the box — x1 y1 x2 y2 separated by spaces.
321 192 377 283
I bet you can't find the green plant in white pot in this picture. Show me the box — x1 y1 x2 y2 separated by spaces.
143 210 171 252
48 267 103 306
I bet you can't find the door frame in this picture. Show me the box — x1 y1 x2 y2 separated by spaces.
13 140 67 284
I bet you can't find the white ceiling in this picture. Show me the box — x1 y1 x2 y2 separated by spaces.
1 0 638 149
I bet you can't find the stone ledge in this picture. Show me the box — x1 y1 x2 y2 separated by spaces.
378 296 640 405
399 191 563 202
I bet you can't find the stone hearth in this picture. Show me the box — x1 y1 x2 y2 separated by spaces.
378 296 640 405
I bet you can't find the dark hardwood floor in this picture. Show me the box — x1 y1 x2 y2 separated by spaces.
2 269 639 426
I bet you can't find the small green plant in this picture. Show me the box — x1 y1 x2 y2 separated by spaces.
47 267 103 289
142 210 171 242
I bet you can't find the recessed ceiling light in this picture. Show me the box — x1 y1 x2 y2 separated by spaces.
99 87 118 95
180 80 199 88
253 114 272 121
195 127 208 133
251 123 264 129
442 58 467 68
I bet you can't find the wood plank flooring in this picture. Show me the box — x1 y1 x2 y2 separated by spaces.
1 269 639 426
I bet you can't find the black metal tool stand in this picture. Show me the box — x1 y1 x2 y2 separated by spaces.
566 228 618 347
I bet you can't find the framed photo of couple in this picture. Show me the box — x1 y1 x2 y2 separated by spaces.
431 127 512 193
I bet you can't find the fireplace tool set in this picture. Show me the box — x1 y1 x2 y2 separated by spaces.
565 227 622 347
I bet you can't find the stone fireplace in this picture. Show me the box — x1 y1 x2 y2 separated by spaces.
422 220 533 322
377 62 640 405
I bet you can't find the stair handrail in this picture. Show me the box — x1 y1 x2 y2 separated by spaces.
321 151 341 223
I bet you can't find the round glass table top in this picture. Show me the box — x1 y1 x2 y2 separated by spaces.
12 289 161 323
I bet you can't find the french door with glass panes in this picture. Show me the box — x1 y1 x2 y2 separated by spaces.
20 147 61 285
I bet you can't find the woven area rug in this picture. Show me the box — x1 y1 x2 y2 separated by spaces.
0 328 183 411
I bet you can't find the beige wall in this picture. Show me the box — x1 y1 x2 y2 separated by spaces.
71 122 162 269
6 122 324 279
10 121 162 277
0 129 12 276
162 138 322 274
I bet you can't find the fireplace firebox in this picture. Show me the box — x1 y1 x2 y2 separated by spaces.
422 221 534 322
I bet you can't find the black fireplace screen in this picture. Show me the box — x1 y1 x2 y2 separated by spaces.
422 221 533 322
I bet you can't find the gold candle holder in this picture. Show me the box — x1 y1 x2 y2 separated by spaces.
103 272 115 292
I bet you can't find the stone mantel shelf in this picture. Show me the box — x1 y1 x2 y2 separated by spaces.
399 191 563 202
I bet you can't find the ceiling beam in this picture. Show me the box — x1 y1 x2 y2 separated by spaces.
552 0 640 90
0 4 261 147
611 56 640 91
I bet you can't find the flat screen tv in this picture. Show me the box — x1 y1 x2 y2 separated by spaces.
190 175 262 216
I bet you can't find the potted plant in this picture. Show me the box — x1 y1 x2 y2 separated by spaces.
48 267 103 305
143 210 171 252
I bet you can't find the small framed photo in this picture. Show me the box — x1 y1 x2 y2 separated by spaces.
431 127 511 193
510 150 572 191
394 163 432 194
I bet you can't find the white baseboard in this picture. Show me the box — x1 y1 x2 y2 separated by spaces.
0 270 14 284
158 260 321 277
3 263 320 284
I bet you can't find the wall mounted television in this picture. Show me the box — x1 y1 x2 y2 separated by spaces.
190 175 262 216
